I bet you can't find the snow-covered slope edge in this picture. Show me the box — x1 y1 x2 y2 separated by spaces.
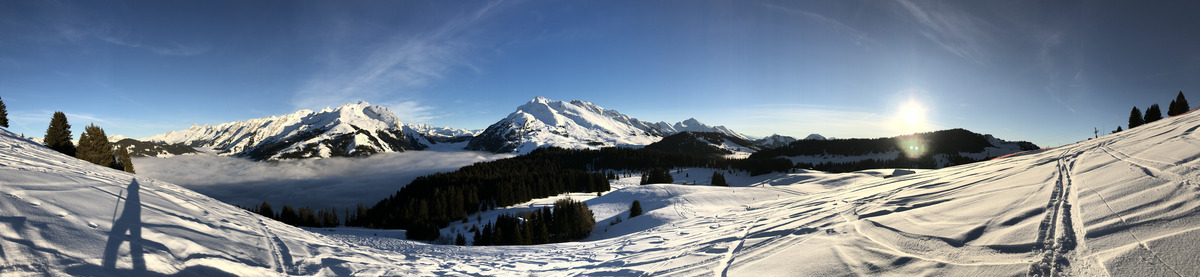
466 97 749 154
145 101 430 160
0 129 414 275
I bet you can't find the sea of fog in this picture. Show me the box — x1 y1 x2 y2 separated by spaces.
133 149 513 209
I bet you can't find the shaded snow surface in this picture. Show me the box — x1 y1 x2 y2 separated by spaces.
7 108 1200 275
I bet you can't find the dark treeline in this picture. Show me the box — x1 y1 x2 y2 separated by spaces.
243 202 340 228
1126 91 1190 131
355 146 795 241
473 199 594 246
643 132 760 157
753 129 1038 173
794 151 981 173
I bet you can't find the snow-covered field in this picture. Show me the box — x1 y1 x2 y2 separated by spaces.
6 108 1200 275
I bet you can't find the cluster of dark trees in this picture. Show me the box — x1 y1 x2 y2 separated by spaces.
354 146 796 242
640 168 674 185
1126 91 1190 131
644 132 760 157
711 172 728 186
243 202 341 228
42 111 135 174
472 199 594 245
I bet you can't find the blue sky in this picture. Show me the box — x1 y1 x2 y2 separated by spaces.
3 1 1200 147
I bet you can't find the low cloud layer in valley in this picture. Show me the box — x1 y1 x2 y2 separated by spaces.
134 150 512 209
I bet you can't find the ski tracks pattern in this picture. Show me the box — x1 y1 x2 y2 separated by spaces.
1028 146 1086 276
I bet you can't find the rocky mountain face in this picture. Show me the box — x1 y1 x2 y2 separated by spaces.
145 101 432 160
465 97 750 154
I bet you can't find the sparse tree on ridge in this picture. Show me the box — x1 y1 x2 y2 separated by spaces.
1112 126 1123 134
1170 91 1191 116
44 111 76 157
0 96 8 128
1129 107 1144 129
1144 104 1163 124
76 123 119 170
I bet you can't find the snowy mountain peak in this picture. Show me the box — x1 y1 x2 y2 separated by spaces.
803 134 827 140
467 97 752 153
146 101 428 160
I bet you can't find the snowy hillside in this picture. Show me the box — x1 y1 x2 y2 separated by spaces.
0 129 427 275
10 105 1200 275
466 97 749 153
645 131 761 159
144 101 431 160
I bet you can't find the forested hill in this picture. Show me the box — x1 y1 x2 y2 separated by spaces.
750 128 1039 172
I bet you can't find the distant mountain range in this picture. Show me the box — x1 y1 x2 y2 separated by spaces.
113 97 1031 166
465 97 749 153
143 102 470 160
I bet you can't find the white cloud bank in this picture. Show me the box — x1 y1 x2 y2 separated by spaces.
133 150 513 209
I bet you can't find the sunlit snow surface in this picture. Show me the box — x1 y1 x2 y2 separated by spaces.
5 111 1200 275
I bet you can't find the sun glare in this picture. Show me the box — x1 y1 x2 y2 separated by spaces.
902 103 922 126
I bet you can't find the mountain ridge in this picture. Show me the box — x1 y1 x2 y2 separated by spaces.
466 97 750 153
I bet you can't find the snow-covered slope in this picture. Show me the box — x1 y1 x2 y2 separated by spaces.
13 104 1200 275
0 129 424 275
465 97 749 153
145 101 431 160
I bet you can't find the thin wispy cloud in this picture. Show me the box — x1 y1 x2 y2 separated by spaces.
380 100 437 124
292 0 515 112
45 4 210 57
762 3 876 47
896 0 993 65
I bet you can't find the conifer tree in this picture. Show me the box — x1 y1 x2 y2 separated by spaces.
711 171 728 186
629 200 643 218
0 96 8 128
258 202 276 219
1112 126 1122 134
1144 104 1163 124
118 145 135 173
1129 107 1144 129
44 111 76 157
76 123 118 169
1174 91 1190 115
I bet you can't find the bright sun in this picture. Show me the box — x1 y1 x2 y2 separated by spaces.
902 103 922 126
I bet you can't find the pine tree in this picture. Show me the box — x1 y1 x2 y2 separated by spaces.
0 96 8 128
1175 91 1190 115
118 145 135 173
258 202 276 219
711 172 728 186
1129 107 1144 129
1144 104 1163 124
44 111 76 157
1112 126 1122 134
629 200 643 218
76 123 119 169
455 233 466 246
